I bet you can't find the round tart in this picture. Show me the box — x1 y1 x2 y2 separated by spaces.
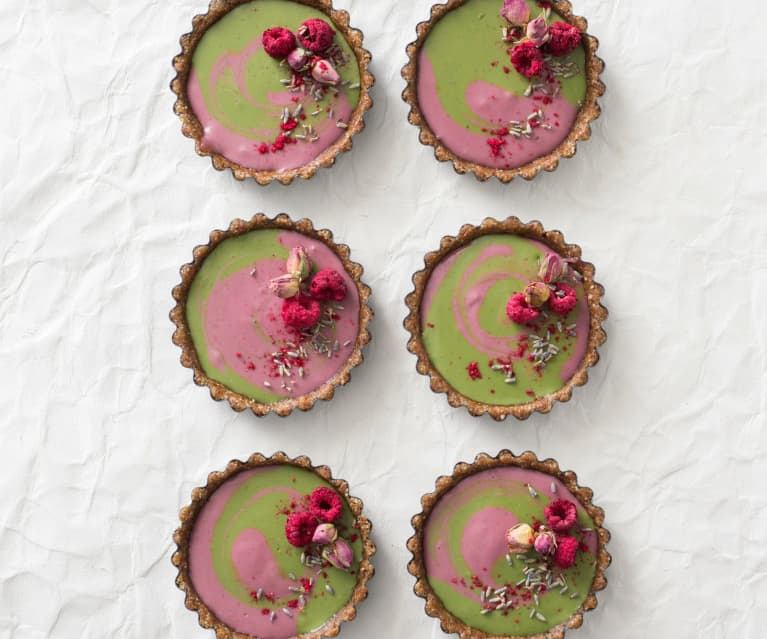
402 0 604 182
171 0 374 184
171 214 372 416
404 217 606 420
173 452 375 639
407 450 610 639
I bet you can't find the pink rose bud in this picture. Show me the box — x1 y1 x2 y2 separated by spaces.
500 0 530 26
538 253 572 284
286 47 309 71
322 538 353 570
534 529 556 556
286 245 312 280
311 59 340 86
311 523 338 545
505 523 534 553
526 16 550 47
523 281 551 308
268 273 300 298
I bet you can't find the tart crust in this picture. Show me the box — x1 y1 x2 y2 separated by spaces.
170 213 373 416
171 0 375 185
401 0 605 183
407 450 610 639
172 451 376 639
403 216 607 420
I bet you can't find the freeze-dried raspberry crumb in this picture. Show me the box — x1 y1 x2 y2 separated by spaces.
310 487 343 523
262 27 296 59
553 535 579 569
506 293 540 324
281 294 321 329
297 18 335 53
510 41 545 78
285 511 317 547
548 283 578 316
309 269 347 302
546 21 582 57
545 499 578 533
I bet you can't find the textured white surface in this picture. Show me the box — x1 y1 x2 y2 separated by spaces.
2 0 767 637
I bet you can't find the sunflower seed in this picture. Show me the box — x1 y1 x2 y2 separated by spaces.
326 584 335 595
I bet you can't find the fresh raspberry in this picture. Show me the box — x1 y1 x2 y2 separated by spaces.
548 283 578 316
309 269 347 302
310 487 343 523
262 27 297 59
281 294 321 330
546 21 582 57
506 293 540 324
553 535 579 569
285 511 317 547
510 41 545 78
297 18 335 53
544 499 578 533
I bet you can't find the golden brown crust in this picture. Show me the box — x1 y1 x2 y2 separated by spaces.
407 450 611 639
170 213 373 416
403 216 607 420
401 0 605 183
172 452 376 639
171 0 374 185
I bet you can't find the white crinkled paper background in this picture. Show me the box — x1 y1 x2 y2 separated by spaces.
1 0 766 637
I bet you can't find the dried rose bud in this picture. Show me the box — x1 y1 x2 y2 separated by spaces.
526 16 550 47
268 273 300 298
538 252 573 284
533 529 557 556
311 523 338 545
500 0 530 26
286 47 309 71
286 245 311 280
311 59 340 86
505 523 534 553
322 538 353 570
523 281 551 308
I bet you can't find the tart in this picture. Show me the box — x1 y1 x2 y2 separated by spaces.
402 0 604 182
407 450 610 639
173 452 375 639
404 217 606 420
171 214 372 416
171 0 374 184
